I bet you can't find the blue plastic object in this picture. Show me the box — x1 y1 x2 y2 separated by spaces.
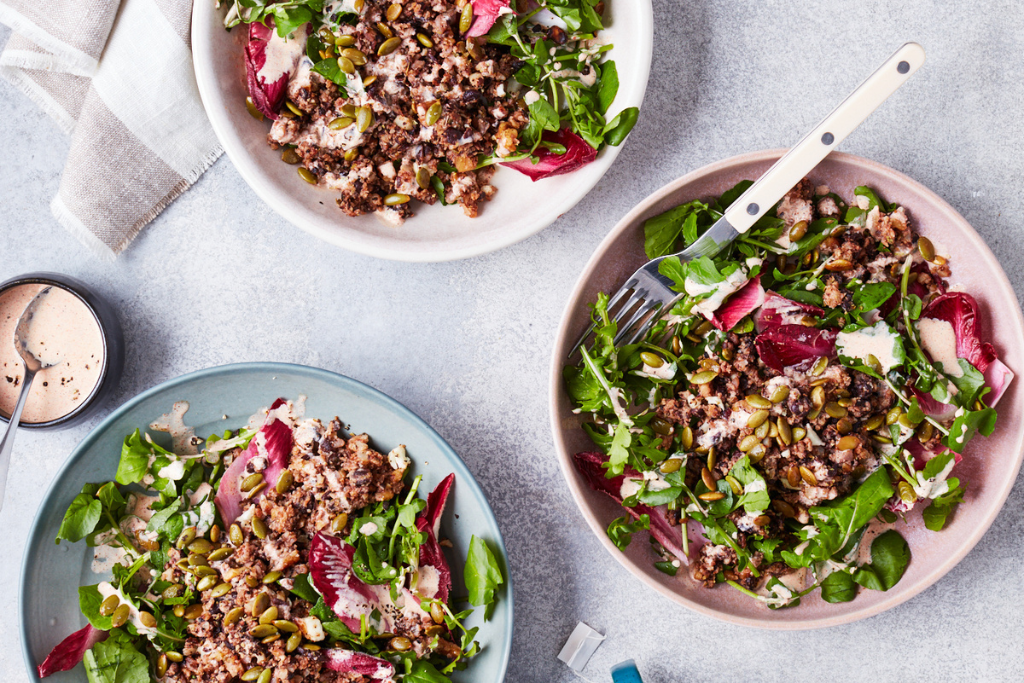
611 659 644 683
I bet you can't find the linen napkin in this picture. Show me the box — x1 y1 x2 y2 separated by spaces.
0 0 222 257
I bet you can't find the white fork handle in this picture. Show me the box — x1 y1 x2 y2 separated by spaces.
723 42 926 234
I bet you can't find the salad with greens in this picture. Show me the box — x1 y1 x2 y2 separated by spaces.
566 178 1013 607
38 398 505 682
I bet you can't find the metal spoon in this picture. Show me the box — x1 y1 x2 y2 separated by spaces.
0 287 55 512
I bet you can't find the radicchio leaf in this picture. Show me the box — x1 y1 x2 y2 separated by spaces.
711 275 765 331
911 387 957 421
755 291 824 332
574 451 688 565
415 474 454 602
879 262 945 317
37 624 108 678
984 358 1014 407
921 293 998 373
466 0 511 37
324 649 396 679
502 128 598 181
215 399 293 525
754 325 837 372
308 533 381 632
245 19 307 120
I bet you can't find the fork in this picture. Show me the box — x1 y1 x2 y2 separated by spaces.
571 42 926 355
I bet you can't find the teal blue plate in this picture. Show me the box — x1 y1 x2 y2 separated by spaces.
20 363 512 681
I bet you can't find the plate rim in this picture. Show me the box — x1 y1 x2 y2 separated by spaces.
547 149 1024 630
19 361 513 679
190 0 655 263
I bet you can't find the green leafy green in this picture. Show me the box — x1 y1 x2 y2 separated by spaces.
853 530 910 591
83 628 148 683
729 456 770 514
606 514 649 550
57 492 103 544
820 570 858 603
465 536 504 619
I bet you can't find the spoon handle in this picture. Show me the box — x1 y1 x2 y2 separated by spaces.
0 368 37 512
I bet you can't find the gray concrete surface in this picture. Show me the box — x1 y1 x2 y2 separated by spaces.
2 0 1024 681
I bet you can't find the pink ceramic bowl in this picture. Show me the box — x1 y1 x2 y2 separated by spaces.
549 149 1024 629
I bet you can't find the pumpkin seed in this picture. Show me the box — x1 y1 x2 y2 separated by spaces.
698 491 725 502
328 116 353 131
430 601 446 624
898 480 917 504
415 166 432 190
209 583 232 599
640 351 663 368
260 606 279 625
725 476 742 496
808 407 822 420
286 631 303 652
335 55 355 74
275 469 294 495
659 458 682 474
189 538 214 554
224 607 244 625
777 418 792 445
788 220 808 241
245 575 260 588
208 547 234 562
99 595 120 617
898 413 918 429
754 420 771 439
748 444 766 463
331 512 349 534
701 467 717 490
865 414 885 431
754 514 771 526
933 254 948 266
378 36 402 56
229 523 244 546
811 356 828 376
706 447 716 471
258 669 273 683
745 394 772 409
188 553 209 567
345 147 360 162
918 421 935 442
918 236 935 262
197 575 218 592
872 433 892 444
799 466 818 486
747 410 770 430
274 619 299 633
251 624 279 638
138 611 157 628
342 47 367 65
156 654 169 678
786 467 801 488
161 584 183 600
384 193 410 206
263 570 282 584
811 385 826 408
173 605 185 618
245 482 268 499
210 524 221 544
426 624 445 637
165 651 183 663
770 386 791 404
837 397 853 408
800 315 818 327
241 666 265 682
390 636 413 651
184 604 204 620
252 516 269 539
792 426 807 442
377 22 393 38
363 74 378 87
298 168 317 184
650 417 672 436
416 33 434 48
196 565 218 577
836 417 853 434
691 370 717 385
824 401 847 418
356 106 374 132
768 422 779 439
425 101 443 126
886 406 903 425
721 346 734 361
459 2 473 33
772 499 796 518
837 435 860 450
738 434 760 452
680 426 694 451
245 97 264 121
285 101 303 117
176 527 197 550
825 258 853 272
335 34 356 47
252 593 270 617
386 2 402 20
698 358 719 371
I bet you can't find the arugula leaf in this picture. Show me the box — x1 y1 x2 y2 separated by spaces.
945 407 997 453
527 97 560 133
79 584 114 630
606 514 649 550
289 573 321 603
657 256 688 289
729 455 770 514
82 628 148 683
115 430 154 485
854 530 910 591
403 659 452 683
145 499 183 539
596 61 619 114
686 256 726 286
946 360 987 409
821 570 858 603
57 492 103 544
643 203 698 258
605 423 632 477
852 282 896 313
465 536 504 619
603 106 638 147
271 5 313 38
922 480 967 531
311 58 348 88
714 180 753 212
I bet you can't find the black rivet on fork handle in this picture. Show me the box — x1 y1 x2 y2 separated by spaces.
897 61 910 74
746 203 759 215
821 132 835 145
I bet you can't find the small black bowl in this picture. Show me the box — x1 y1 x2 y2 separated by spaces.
0 273 124 430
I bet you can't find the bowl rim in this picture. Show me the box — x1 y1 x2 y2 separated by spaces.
20 361 513 680
0 273 113 430
547 148 1024 629
190 0 655 263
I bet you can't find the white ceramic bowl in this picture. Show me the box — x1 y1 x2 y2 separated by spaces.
191 2 653 261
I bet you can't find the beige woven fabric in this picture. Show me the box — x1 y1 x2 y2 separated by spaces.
0 0 222 257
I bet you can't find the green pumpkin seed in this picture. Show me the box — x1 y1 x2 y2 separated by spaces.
691 370 717 385
837 397 854 408
156 654 169 678
250 624 279 638
189 538 214 554
331 512 349 534
259 606 279 625
747 410 770 430
165 651 183 663
824 402 847 418
188 553 209 567
209 583 232 599
378 36 402 56
754 420 771 439
286 631 303 652
789 220 808 242
680 426 694 451
424 101 443 126
416 33 434 48
917 421 935 442
258 669 273 683
386 2 402 20
161 584 183 600
811 356 828 376
354 0 365 12
700 467 716 490
224 607 244 625
197 575 218 592
810 385 826 408
274 619 299 632
415 166 432 190
176 527 197 550
799 466 818 486
886 406 903 425
241 667 265 682
865 414 885 431
356 106 374 132
836 417 853 434
872 433 893 444
459 2 473 33
918 236 936 262
363 74 377 87
390 635 413 651
837 435 860 450
376 21 393 38
275 469 294 495
240 472 264 493
251 516 269 539
770 386 791 404
285 101 303 117
659 458 682 474
430 601 445 624
173 605 185 618
745 394 771 409
344 147 360 162
245 575 260 588
724 475 742 496
772 499 797 518
640 351 663 368
252 593 270 617
342 47 367 65
738 434 760 452
333 55 354 75
110 604 130 629
99 595 120 617
138 611 157 628
298 168 317 185
335 34 356 47
706 447 716 471
792 426 807 442
777 418 792 446
384 193 410 206
229 523 243 546
263 570 283 584
699 491 725 502
207 547 234 562
245 97 264 121
748 444 766 463
899 413 919 429
650 417 672 436
898 480 918 504
195 565 218 577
